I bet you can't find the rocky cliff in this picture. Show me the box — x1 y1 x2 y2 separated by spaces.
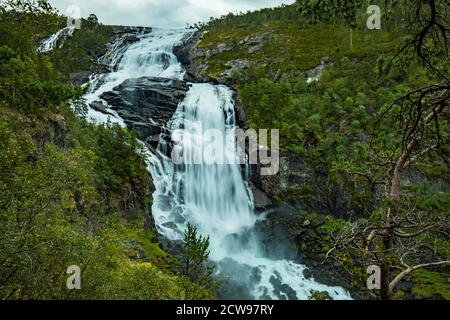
172 29 369 296
99 77 190 143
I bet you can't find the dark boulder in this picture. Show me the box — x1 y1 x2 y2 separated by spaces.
250 183 272 211
159 236 183 257
99 76 190 140
70 71 92 85
122 34 140 44
90 101 115 116
269 271 298 300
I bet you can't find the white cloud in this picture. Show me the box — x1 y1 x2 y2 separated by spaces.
49 0 295 28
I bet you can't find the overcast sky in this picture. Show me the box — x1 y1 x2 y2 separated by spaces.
49 0 295 28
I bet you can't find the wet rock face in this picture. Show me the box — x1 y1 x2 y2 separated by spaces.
254 207 365 298
248 150 357 219
173 30 211 83
250 183 272 211
269 271 298 300
70 71 92 86
99 77 190 141
215 258 259 300
173 30 205 70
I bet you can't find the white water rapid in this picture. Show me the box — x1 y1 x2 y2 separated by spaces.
83 28 186 126
38 26 75 53
83 28 352 300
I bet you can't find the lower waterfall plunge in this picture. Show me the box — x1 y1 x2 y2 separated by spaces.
80 28 351 300
149 83 351 300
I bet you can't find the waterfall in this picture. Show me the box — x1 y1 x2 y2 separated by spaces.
149 83 257 240
38 26 75 53
84 28 352 300
83 28 186 125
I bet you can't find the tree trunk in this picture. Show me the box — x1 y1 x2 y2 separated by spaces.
381 104 445 300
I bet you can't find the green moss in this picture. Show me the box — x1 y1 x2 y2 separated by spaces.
412 269 450 300
127 227 176 271
318 218 348 233
392 290 406 300
308 290 333 300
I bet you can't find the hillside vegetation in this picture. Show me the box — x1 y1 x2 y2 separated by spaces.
190 1 449 299
0 1 211 300
0 0 448 300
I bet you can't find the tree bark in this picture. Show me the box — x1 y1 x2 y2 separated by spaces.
381 104 445 299
388 261 450 297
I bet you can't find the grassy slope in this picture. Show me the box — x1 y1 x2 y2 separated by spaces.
199 21 396 78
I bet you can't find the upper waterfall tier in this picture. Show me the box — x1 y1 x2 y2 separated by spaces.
38 26 75 53
83 28 192 125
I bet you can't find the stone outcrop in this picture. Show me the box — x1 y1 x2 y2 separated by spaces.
253 207 370 299
220 59 251 80
239 32 275 53
173 30 207 81
98 77 190 141
174 30 277 85
70 71 92 85
32 114 74 159
248 150 358 219
250 183 272 211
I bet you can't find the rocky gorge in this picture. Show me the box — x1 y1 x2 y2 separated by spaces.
3 0 448 301
77 26 364 297
73 26 355 299
65 20 446 300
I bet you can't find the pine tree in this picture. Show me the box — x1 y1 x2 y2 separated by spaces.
179 223 215 299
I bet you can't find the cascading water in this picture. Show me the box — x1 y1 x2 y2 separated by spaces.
83 28 187 125
38 26 75 53
83 28 352 300
150 83 351 300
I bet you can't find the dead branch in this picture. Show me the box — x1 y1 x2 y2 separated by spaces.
388 260 450 296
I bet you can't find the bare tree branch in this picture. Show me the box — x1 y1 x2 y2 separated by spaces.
388 260 450 296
